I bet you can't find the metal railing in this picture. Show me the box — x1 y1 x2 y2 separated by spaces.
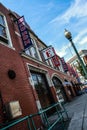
0 102 69 130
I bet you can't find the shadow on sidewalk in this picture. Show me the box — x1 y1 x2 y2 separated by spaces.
52 119 71 130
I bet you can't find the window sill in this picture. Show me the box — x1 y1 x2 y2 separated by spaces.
0 35 8 43
0 40 15 50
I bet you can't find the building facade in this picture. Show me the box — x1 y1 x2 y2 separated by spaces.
0 3 78 129
68 50 87 83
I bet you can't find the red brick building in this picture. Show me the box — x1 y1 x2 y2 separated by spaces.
0 3 78 129
68 50 87 83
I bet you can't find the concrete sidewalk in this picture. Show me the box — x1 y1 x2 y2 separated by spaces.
45 94 87 130
65 94 87 130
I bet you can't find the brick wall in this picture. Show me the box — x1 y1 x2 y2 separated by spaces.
0 4 39 124
0 3 77 129
0 44 38 116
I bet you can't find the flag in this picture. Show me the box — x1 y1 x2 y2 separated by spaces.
52 55 60 67
60 57 68 72
67 63 73 75
17 16 32 49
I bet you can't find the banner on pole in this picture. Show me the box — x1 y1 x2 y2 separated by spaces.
17 16 32 49
52 55 60 67
61 57 68 72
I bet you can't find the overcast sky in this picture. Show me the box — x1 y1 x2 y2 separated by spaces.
0 0 87 61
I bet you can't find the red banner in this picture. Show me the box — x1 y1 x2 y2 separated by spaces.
52 55 60 67
67 63 73 75
61 57 68 72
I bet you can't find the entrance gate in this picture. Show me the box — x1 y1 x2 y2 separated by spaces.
52 77 67 102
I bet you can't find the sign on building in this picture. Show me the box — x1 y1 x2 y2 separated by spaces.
17 16 32 49
61 57 68 72
52 55 60 67
42 46 56 60
67 63 73 75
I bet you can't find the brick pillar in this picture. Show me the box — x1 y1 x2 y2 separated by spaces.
70 85 76 97
46 73 58 102
63 86 72 101
50 86 58 102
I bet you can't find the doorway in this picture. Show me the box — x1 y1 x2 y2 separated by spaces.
31 72 54 108
52 77 67 102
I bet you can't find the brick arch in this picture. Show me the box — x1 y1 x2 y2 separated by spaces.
51 73 63 84
51 74 68 102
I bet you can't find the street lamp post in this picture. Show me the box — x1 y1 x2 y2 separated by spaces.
64 29 87 79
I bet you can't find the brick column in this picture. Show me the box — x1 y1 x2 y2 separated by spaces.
63 85 72 101
70 85 76 97
46 73 58 102
50 87 59 102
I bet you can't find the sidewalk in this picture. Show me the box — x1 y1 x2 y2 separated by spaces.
65 93 87 130
44 94 87 130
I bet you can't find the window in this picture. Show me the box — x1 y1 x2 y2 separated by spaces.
25 38 39 59
45 59 54 67
31 73 48 95
0 14 12 46
0 14 8 43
